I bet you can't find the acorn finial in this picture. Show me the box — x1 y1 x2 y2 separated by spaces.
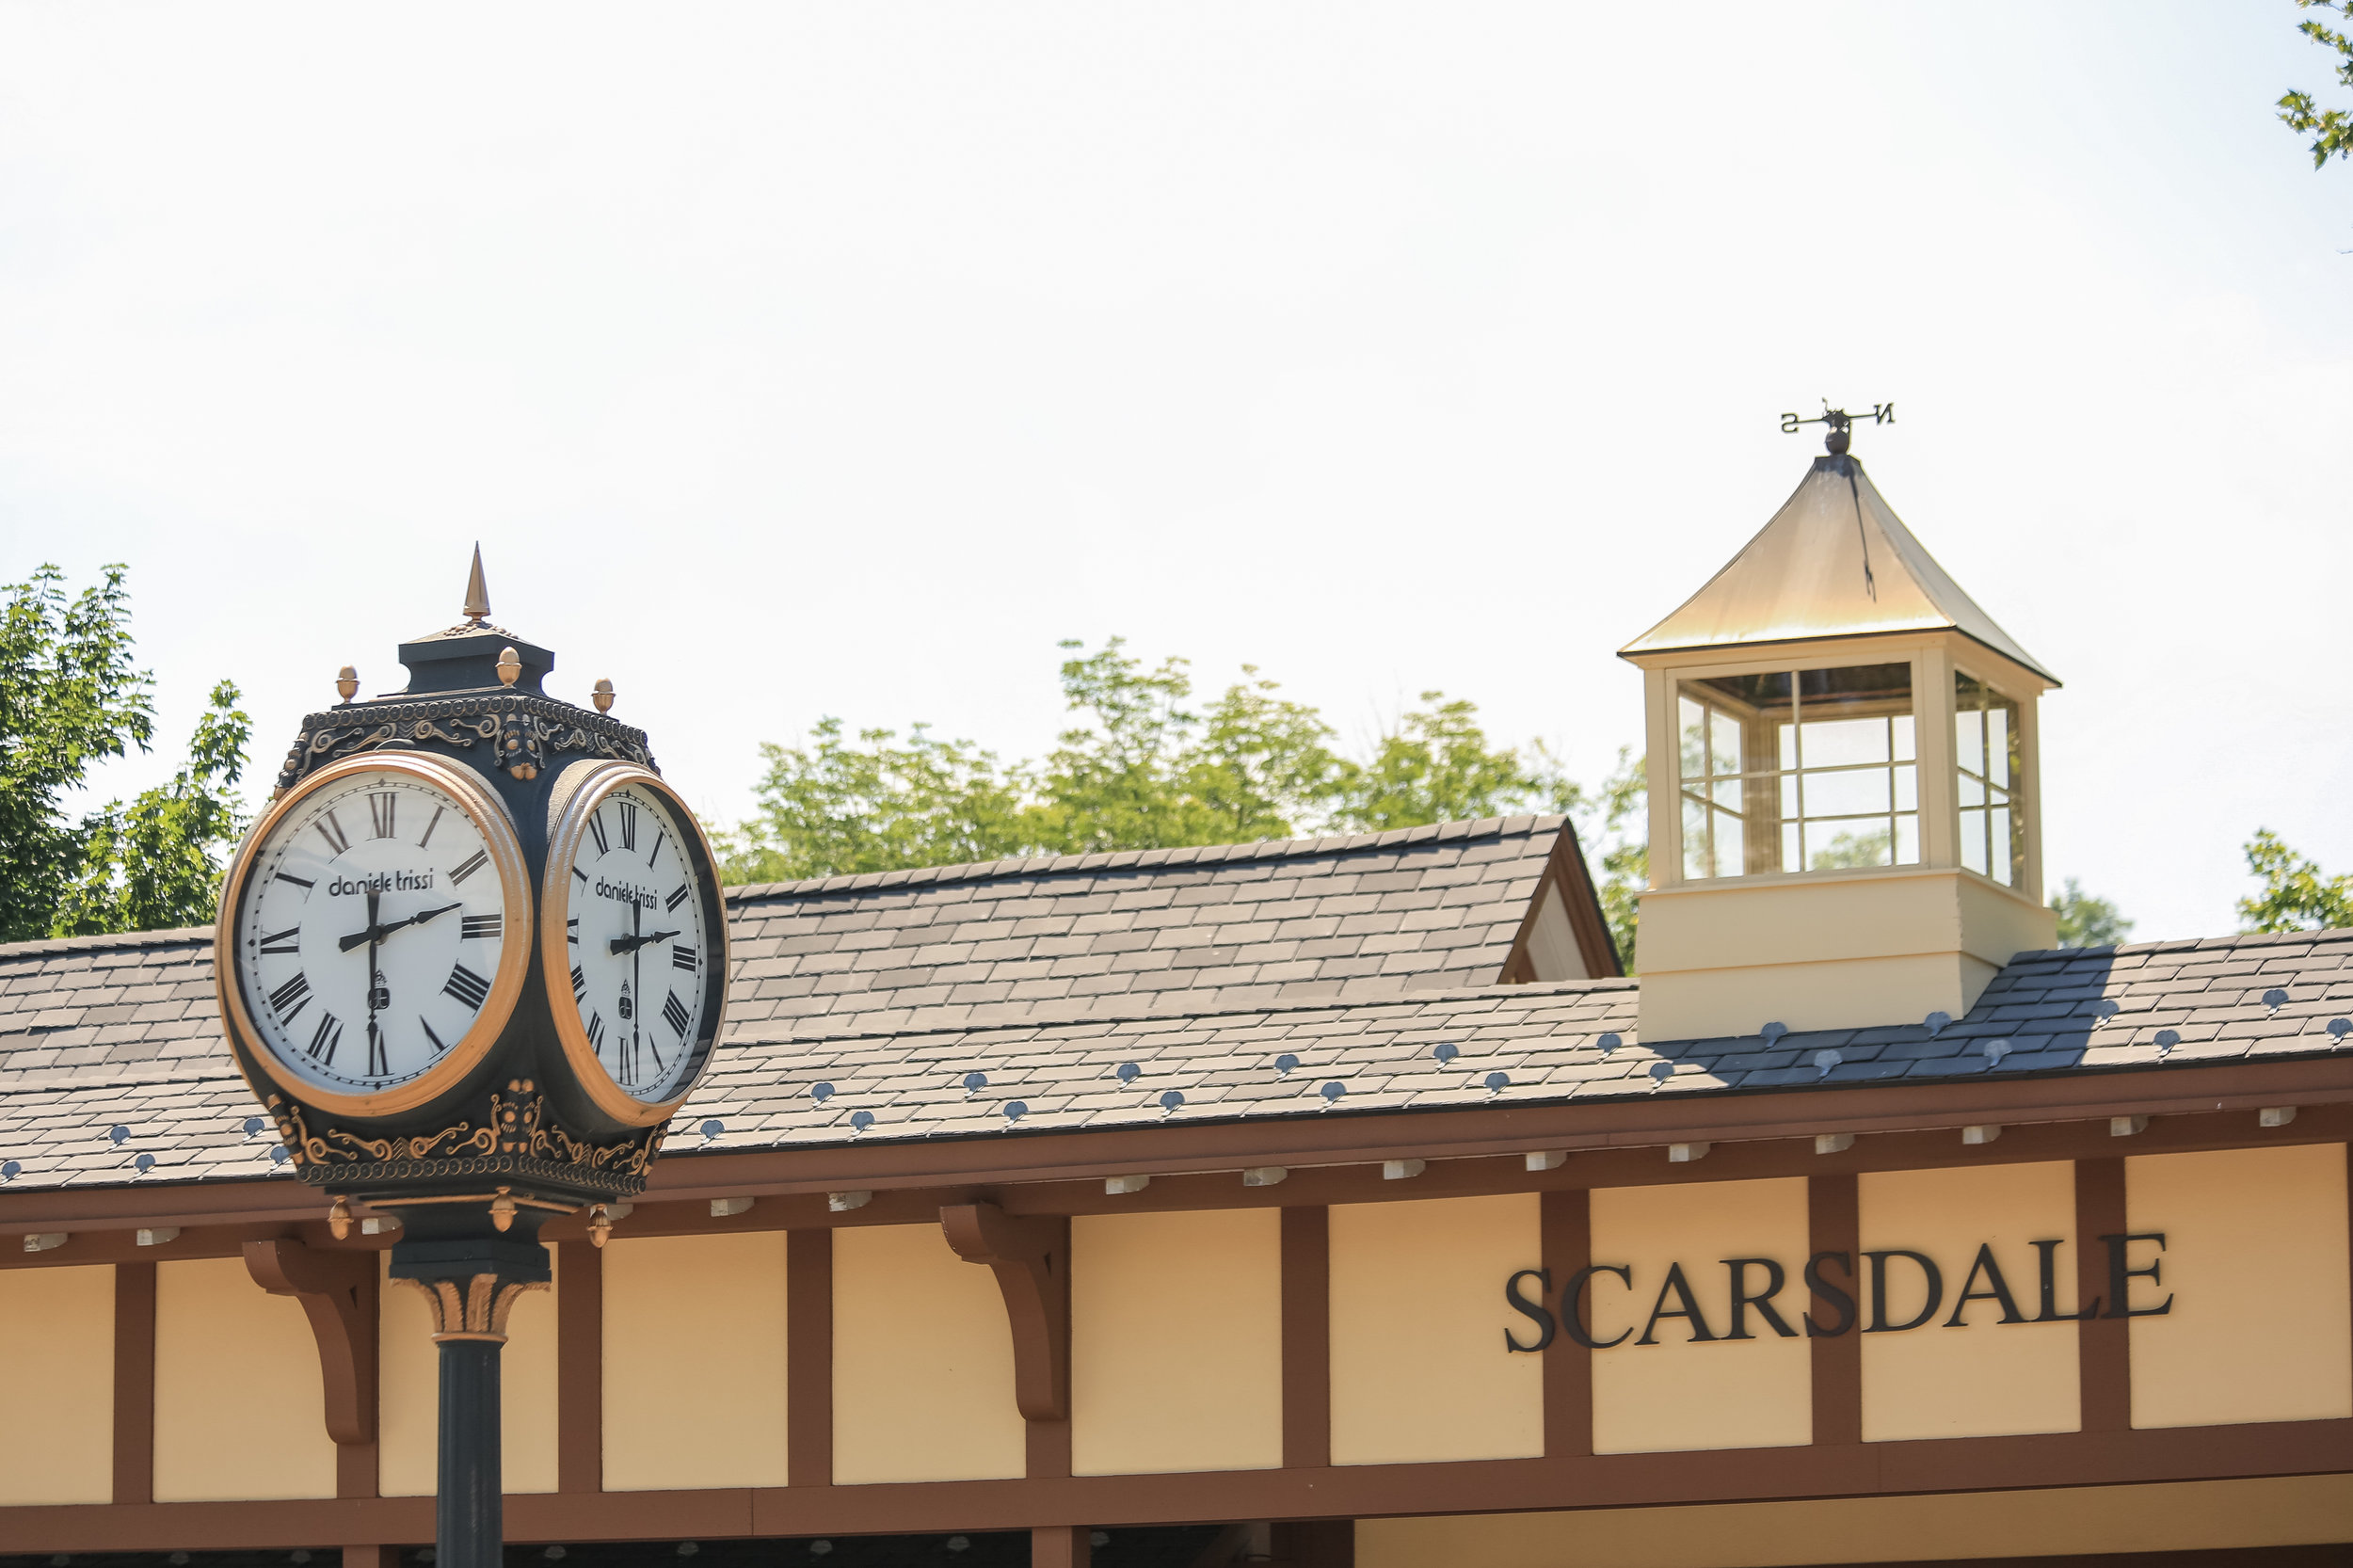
462 544 491 626
592 678 615 713
496 647 521 687
328 1195 352 1240
335 665 359 702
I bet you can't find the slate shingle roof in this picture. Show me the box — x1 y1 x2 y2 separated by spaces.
3 839 2352 1192
720 815 1570 1040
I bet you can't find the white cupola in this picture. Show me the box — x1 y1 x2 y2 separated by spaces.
1619 422 2057 1041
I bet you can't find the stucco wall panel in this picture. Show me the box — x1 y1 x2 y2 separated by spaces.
1072 1207 1282 1476
1858 1160 2080 1441
382 1251 560 1496
153 1256 336 1502
1590 1177 1811 1454
833 1222 1023 1484
603 1231 789 1491
1328 1192 1542 1466
2127 1141 2352 1428
0 1264 113 1505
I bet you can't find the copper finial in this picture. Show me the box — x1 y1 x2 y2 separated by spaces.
335 665 359 702
463 544 491 626
496 647 521 688
592 678 615 714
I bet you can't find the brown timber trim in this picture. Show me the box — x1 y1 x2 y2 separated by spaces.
1280 1207 1329 1470
1808 1174 1861 1446
5 1063 2351 1238
557 1240 602 1495
2076 1157 2130 1432
110 1261 154 1506
1032 1523 1089 1568
787 1228 833 1488
1537 1188 1591 1458
9 1415 2353 1550
1269 1520 1353 1568
342 1547 397 1568
942 1205 1070 1423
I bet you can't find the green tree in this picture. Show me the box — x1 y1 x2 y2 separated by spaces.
0 564 249 941
1022 640 1228 855
2050 877 2135 948
1333 694 1536 832
52 681 251 936
2281 0 2353 168
724 638 1603 885
1182 666 1353 842
2236 828 2353 932
1 565 156 942
719 718 1030 884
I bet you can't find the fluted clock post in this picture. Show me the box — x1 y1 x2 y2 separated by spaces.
216 552 728 1568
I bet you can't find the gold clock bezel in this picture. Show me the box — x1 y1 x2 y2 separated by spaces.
214 750 535 1120
541 761 729 1128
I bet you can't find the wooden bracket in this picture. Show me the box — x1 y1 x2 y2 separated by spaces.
243 1239 379 1447
941 1201 1068 1422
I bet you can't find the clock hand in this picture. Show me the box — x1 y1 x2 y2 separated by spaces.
338 902 463 952
605 928 680 957
364 887 382 1062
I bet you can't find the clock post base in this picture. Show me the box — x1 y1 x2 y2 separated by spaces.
390 1233 553 1568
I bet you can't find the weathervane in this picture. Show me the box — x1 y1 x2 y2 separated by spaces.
1780 400 1894 456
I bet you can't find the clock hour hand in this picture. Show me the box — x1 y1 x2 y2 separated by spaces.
338 901 463 952
607 928 680 957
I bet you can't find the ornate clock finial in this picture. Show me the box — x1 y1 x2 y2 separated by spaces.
592 678 616 713
496 647 521 687
462 544 491 627
335 665 359 703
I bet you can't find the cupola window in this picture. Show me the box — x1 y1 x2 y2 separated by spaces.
1955 671 2024 887
1676 663 1918 879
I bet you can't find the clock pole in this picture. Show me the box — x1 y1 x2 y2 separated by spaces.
388 1220 553 1568
221 555 721 1568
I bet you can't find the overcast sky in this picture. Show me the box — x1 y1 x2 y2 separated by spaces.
3 3 2348 943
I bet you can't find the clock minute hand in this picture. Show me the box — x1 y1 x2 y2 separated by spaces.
606 928 680 957
338 901 463 952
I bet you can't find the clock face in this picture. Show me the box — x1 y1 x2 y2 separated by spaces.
552 776 718 1110
230 763 522 1103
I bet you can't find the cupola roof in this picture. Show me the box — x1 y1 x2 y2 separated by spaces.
1620 454 2056 684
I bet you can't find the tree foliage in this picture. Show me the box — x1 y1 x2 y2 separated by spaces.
2281 0 2353 168
2050 876 2135 949
2236 828 2353 933
0 565 248 942
51 682 252 936
723 637 1595 890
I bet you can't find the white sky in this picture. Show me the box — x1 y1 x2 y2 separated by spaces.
3 3 2348 943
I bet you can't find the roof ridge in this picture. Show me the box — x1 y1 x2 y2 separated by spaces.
2005 926 2353 962
717 974 1635 1051
0 924 215 962
724 814 1567 904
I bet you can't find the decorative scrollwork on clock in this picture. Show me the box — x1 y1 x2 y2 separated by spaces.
273 693 655 796
267 1082 660 1199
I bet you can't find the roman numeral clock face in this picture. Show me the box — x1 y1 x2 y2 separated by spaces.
225 759 527 1111
546 771 724 1122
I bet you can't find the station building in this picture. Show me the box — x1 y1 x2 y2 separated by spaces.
0 449 2346 1568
